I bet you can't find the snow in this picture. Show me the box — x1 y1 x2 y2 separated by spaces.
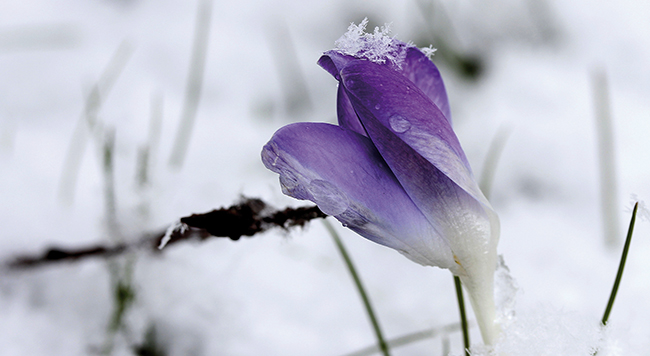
334 18 411 67
1 0 650 355
158 220 186 249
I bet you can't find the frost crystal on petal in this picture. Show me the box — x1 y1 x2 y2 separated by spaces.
334 18 412 68
419 45 437 59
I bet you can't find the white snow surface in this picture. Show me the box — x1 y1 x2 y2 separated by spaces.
1 0 650 355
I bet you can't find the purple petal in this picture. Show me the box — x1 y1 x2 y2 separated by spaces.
318 52 366 135
319 47 452 123
317 51 353 81
348 96 490 248
399 47 452 123
261 122 455 268
339 60 486 206
340 61 500 300
336 84 366 136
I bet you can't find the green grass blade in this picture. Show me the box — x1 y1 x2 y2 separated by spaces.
592 68 620 247
601 202 638 325
343 323 461 356
454 276 470 356
168 0 212 169
58 41 133 204
479 125 511 201
322 219 391 356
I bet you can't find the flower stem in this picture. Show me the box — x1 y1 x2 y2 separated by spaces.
454 275 470 356
322 219 390 356
601 202 638 325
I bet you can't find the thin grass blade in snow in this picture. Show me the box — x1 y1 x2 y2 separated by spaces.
602 202 638 326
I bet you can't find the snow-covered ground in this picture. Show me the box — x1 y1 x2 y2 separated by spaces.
1 0 649 355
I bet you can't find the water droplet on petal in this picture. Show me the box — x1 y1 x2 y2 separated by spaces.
389 115 411 133
261 143 279 168
374 104 381 110
279 171 299 190
308 179 349 216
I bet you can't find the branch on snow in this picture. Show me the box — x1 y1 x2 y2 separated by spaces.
7 197 327 269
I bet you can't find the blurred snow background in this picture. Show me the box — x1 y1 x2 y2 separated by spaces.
1 0 649 355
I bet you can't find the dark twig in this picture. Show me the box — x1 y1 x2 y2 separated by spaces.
7 198 326 269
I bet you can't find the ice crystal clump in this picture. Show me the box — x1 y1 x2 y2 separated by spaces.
629 194 650 221
334 18 412 68
495 255 518 324
419 45 437 59
469 306 608 356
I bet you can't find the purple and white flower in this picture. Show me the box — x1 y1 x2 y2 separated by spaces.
261 19 500 345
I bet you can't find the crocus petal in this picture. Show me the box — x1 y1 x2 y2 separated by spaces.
339 60 486 205
261 122 456 269
345 87 494 269
399 47 452 123
319 53 367 134
340 59 500 345
317 51 352 81
319 47 452 124
336 84 366 136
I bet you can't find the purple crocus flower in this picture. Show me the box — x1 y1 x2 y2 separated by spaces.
262 20 500 345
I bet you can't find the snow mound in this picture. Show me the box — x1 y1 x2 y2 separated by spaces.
467 305 622 356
